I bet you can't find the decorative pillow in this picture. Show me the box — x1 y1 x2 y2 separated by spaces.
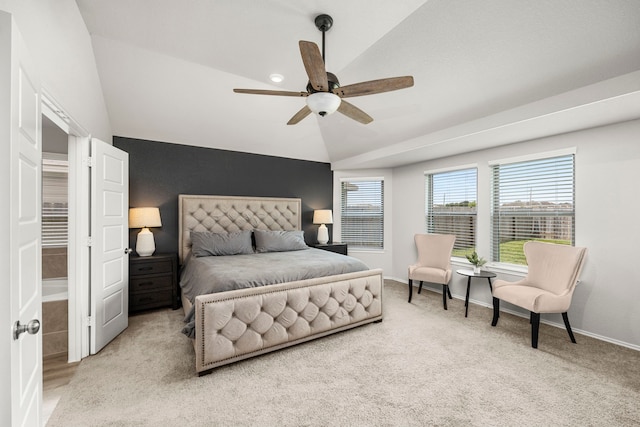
190 230 254 257
254 229 308 253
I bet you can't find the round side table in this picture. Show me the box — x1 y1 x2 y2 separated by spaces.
456 269 497 318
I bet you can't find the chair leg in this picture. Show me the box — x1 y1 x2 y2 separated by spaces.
418 280 424 294
562 312 577 344
491 297 500 326
447 286 452 299
442 285 448 310
531 312 540 348
408 278 413 303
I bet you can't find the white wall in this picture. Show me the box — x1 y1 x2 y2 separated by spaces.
333 169 393 273
43 117 68 153
388 119 640 349
0 0 111 141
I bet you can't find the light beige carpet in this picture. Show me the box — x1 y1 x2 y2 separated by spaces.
47 281 640 426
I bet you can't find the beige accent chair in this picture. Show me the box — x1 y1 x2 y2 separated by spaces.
408 234 456 309
491 241 587 348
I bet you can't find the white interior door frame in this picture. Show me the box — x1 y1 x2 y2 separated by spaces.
68 134 91 360
42 92 91 362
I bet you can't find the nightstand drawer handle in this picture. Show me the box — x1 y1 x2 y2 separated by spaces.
139 267 153 271
138 281 155 287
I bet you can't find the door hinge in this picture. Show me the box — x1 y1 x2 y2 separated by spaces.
84 157 95 168
86 237 93 247
83 316 94 328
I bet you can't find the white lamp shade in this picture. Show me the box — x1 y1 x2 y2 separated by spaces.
129 207 162 228
313 209 333 225
306 92 341 116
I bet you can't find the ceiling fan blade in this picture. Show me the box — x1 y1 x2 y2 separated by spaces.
234 88 308 97
333 76 414 98
337 100 373 125
299 41 328 92
287 105 312 125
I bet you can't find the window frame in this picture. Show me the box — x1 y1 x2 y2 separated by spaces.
424 165 478 259
489 148 576 268
339 177 385 250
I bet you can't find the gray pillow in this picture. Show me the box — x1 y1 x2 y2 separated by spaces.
254 230 308 253
190 230 254 257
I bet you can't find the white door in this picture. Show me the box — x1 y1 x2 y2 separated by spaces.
90 139 129 354
1 12 43 426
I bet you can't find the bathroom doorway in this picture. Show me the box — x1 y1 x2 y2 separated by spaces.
41 113 75 423
41 93 92 364
41 114 69 360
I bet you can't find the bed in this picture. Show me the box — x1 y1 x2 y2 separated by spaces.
178 194 384 375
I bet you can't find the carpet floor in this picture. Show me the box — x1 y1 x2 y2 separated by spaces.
47 281 640 426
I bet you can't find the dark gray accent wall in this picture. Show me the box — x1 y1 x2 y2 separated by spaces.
114 137 333 255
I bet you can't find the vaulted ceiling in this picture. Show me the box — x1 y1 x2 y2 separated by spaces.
75 0 640 169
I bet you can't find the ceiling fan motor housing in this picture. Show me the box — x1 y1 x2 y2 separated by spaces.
306 72 340 95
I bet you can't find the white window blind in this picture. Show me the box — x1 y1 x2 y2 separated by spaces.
340 179 384 249
491 154 575 265
425 168 477 258
42 153 68 248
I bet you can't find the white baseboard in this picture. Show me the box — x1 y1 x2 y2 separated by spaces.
384 275 640 352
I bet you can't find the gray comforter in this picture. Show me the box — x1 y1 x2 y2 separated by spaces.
180 248 369 337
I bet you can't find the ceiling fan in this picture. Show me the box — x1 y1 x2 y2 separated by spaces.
233 14 414 125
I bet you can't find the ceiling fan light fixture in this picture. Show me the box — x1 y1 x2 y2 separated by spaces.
306 92 341 116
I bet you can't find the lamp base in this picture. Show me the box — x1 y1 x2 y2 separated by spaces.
136 227 156 257
317 224 329 245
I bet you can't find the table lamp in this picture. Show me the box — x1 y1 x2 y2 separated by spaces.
129 207 162 256
313 209 333 245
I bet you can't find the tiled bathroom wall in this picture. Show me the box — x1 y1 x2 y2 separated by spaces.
42 247 67 279
42 247 68 358
42 300 67 358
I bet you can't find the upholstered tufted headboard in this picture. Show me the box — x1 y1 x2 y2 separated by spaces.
178 195 302 264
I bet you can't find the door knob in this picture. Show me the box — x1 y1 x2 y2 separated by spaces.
125 248 133 254
13 319 40 340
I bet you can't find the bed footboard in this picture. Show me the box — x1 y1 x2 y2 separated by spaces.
194 268 383 374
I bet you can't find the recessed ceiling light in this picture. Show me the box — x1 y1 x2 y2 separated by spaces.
269 73 284 83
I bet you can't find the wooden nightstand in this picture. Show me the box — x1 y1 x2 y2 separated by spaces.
312 243 348 255
129 253 178 313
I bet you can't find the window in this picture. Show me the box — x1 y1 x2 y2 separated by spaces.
491 154 575 265
340 179 384 249
425 168 477 258
42 153 68 248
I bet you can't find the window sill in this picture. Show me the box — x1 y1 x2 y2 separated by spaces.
348 248 385 254
485 263 528 277
451 258 528 278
